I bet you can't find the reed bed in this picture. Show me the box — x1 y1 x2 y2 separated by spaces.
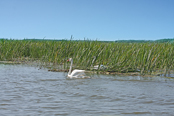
0 39 173 76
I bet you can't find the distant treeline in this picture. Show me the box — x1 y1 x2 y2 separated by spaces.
0 38 174 43
115 38 174 43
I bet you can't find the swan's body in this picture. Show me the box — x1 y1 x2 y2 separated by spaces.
93 65 106 70
91 56 107 70
67 58 89 78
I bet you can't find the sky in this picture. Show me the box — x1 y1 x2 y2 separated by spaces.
0 0 174 41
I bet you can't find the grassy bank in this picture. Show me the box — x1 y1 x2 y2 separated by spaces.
0 39 174 76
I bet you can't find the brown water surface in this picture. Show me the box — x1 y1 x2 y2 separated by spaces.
0 64 174 116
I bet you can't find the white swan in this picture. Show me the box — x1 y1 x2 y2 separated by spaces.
93 65 106 70
67 58 89 78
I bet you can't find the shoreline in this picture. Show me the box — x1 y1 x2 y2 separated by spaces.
1 60 174 78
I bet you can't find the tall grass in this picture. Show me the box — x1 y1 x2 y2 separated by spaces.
0 39 173 75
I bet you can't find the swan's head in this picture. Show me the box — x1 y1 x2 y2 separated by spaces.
67 58 72 62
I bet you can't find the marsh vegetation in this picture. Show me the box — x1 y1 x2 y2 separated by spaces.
0 39 173 76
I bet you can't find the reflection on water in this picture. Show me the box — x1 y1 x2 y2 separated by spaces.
0 64 174 116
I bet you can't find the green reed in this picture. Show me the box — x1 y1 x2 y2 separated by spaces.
0 39 173 75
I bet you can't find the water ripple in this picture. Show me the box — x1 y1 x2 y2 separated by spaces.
0 64 174 115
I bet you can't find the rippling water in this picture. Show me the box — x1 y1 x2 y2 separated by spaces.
0 64 174 116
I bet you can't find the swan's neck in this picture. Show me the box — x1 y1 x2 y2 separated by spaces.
68 59 73 75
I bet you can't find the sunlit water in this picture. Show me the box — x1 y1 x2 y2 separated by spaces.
0 64 174 116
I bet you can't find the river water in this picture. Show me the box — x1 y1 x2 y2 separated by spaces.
0 64 174 116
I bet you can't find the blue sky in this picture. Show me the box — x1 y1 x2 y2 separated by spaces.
0 0 174 41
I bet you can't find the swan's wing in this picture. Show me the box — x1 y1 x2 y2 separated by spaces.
71 69 85 77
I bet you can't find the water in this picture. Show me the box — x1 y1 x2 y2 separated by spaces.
0 64 174 116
